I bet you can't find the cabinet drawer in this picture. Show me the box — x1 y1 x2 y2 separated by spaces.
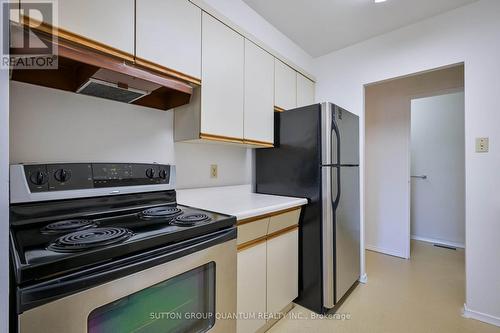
268 209 300 234
237 218 269 245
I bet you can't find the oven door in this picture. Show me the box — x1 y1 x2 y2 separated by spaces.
18 228 236 333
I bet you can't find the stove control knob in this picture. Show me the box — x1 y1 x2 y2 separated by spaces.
159 169 168 179
30 171 48 186
145 168 155 179
54 169 71 182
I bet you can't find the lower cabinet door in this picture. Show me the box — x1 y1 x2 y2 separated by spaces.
266 229 299 315
237 242 267 333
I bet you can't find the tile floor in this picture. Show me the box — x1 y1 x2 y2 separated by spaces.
270 240 499 333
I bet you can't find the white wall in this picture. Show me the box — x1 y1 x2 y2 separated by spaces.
195 0 314 74
10 82 175 165
411 92 465 247
9 82 252 188
314 0 500 323
0 34 10 333
175 143 252 189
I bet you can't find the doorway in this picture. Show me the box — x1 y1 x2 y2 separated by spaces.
410 92 465 249
364 64 465 259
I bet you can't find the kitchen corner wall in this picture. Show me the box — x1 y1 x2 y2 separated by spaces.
9 81 252 189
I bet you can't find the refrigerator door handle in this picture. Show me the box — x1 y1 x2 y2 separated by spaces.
331 110 341 166
331 167 340 210
331 113 341 209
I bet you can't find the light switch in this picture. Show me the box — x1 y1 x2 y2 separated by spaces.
475 137 489 153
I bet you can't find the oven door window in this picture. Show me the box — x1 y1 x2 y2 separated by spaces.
88 262 215 333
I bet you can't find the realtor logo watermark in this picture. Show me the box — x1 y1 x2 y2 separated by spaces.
2 0 58 69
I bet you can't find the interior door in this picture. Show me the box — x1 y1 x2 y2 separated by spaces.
410 92 465 247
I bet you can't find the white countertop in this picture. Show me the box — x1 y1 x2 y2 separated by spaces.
176 185 308 220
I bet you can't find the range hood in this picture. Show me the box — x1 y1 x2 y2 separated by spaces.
9 21 194 111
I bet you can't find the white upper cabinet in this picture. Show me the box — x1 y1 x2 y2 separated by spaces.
244 40 274 144
136 0 202 80
274 59 297 110
296 73 315 107
48 0 134 55
201 13 244 139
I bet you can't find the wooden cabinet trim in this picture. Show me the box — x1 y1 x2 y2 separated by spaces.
237 235 267 252
200 133 244 144
243 138 274 148
237 207 301 226
267 225 299 241
135 58 202 86
274 106 285 113
200 133 274 147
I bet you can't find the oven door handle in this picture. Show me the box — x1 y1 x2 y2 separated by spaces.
18 227 236 313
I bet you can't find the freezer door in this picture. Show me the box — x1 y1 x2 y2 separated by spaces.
335 166 360 302
332 105 360 166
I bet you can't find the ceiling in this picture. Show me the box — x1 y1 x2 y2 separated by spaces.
242 0 478 57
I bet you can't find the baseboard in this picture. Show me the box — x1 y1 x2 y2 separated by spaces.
463 303 500 327
359 273 368 284
365 244 407 259
411 235 465 249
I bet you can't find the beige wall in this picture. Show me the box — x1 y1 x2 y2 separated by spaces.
365 65 464 258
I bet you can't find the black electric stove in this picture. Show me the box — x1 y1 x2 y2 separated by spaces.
10 193 234 286
9 163 236 287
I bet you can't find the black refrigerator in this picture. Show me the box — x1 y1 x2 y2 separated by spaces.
256 102 360 314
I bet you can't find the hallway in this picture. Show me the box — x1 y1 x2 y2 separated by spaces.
270 241 499 333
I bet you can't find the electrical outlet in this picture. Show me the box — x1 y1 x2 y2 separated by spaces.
210 164 218 179
475 137 489 153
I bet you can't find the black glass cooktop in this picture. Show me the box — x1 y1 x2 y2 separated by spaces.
10 191 236 285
